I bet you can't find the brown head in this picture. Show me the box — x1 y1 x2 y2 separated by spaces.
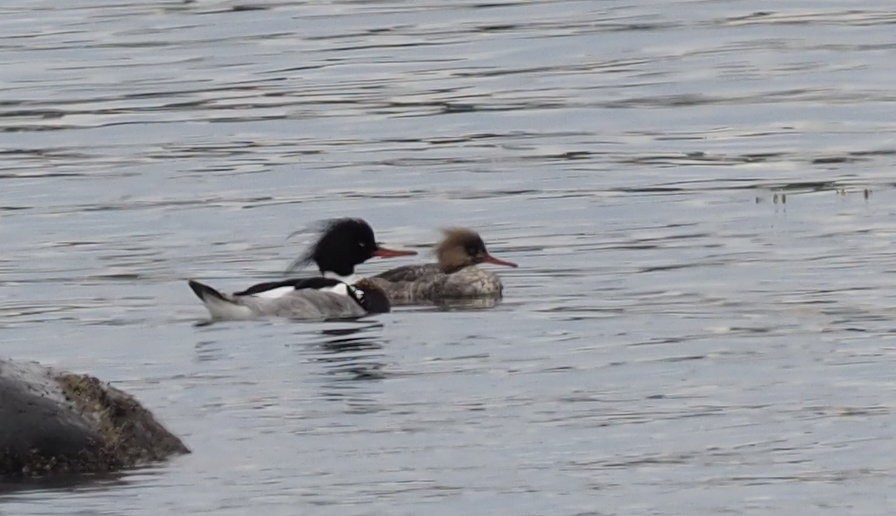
435 228 518 274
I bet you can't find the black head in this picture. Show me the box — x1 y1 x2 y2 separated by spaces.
350 279 391 314
290 218 416 276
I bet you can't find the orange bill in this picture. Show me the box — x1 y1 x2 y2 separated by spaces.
372 246 417 258
482 254 517 268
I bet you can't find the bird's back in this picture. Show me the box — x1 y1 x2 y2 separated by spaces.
369 264 502 304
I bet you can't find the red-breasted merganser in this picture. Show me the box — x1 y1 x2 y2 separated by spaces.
188 218 416 320
368 228 517 304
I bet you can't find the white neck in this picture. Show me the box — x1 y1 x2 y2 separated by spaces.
323 271 359 284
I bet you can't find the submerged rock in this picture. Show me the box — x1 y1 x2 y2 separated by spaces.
0 358 188 477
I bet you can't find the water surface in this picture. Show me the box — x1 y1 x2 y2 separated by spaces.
2 1 895 514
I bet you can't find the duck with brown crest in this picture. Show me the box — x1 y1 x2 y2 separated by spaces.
368 228 517 305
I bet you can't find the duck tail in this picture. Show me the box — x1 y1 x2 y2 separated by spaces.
188 279 226 302
188 280 252 319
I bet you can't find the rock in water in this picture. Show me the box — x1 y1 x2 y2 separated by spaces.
0 358 189 477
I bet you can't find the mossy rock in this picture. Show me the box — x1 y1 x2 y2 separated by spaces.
1 358 189 477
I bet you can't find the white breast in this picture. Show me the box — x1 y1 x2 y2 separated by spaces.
319 283 351 297
253 286 297 299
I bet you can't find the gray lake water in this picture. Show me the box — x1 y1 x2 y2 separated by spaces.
2 1 896 514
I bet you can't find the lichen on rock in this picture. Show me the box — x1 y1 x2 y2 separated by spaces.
1 358 188 478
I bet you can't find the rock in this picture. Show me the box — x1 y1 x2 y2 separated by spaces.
0 358 189 477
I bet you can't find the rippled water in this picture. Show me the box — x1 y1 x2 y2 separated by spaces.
2 1 896 514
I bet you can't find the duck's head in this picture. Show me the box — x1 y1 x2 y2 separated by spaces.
290 218 416 276
436 228 518 274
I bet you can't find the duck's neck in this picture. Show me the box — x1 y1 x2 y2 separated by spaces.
323 271 360 285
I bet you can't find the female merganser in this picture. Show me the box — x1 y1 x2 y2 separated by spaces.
368 227 517 304
188 218 416 320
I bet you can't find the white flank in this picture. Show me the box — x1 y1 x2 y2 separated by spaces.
200 295 255 320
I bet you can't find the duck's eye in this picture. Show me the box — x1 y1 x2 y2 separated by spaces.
358 242 366 248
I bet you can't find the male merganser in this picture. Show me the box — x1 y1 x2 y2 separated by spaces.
188 218 416 320
368 227 517 304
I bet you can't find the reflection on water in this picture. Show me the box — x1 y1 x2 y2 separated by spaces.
2 0 896 514
0 472 128 496
433 297 501 311
317 324 385 353
314 323 389 380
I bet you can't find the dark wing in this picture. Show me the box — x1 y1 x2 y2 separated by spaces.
235 277 342 296
373 264 440 283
